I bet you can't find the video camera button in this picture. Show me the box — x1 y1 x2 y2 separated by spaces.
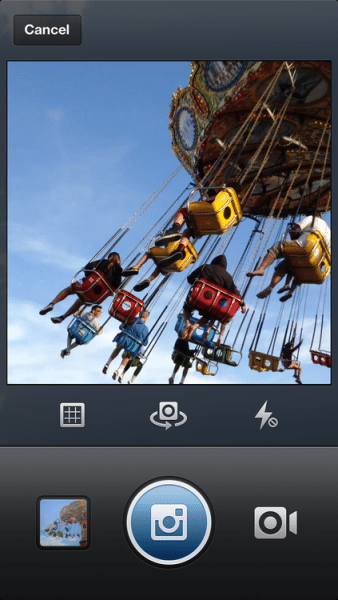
124 478 214 566
254 506 298 539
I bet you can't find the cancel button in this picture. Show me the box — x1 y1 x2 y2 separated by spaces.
14 15 81 45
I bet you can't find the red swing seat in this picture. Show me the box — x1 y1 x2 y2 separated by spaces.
72 270 115 304
109 289 144 325
310 350 331 368
186 278 243 324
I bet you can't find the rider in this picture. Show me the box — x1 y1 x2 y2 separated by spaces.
40 252 122 323
281 337 303 384
247 215 331 301
169 338 196 385
102 310 150 380
181 255 246 340
60 305 102 358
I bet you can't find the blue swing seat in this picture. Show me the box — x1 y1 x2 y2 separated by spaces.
67 318 97 345
114 331 144 359
174 312 216 348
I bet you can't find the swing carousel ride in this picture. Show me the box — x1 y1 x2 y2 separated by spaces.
57 61 331 383
41 500 88 547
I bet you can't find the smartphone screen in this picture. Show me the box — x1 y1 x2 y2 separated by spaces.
1 1 337 599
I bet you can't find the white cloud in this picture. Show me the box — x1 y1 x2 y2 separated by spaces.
8 322 26 342
7 299 331 386
8 223 86 271
40 534 80 547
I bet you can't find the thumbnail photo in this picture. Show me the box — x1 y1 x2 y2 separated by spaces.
38 497 89 549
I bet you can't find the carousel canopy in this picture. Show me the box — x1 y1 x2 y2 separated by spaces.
169 61 331 218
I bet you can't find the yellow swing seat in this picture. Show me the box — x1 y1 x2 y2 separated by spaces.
149 238 198 272
249 350 284 373
281 231 331 284
195 358 218 376
187 188 242 236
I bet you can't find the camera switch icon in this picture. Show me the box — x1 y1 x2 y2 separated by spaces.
254 507 297 539
150 402 187 429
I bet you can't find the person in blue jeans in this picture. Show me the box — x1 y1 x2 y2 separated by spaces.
102 310 150 380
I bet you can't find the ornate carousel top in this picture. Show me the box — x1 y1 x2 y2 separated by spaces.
169 61 331 218
59 499 87 523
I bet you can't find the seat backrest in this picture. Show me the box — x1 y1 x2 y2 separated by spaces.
109 290 144 324
174 312 216 346
149 239 198 272
74 270 114 304
67 317 97 344
281 232 331 284
187 278 242 323
203 344 240 366
187 188 242 236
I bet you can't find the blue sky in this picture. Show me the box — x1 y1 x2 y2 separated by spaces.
7 61 331 385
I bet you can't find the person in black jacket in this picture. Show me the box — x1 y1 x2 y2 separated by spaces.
82 254 123 289
187 255 241 291
121 189 240 293
39 252 122 323
181 255 246 342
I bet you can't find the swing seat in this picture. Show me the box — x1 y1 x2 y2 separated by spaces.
67 317 97 344
114 330 144 359
171 349 194 369
187 188 242 236
310 350 331 368
109 290 144 325
175 312 216 347
203 344 242 366
72 270 114 304
186 278 243 323
281 231 331 284
195 358 218 376
249 350 283 372
149 239 198 272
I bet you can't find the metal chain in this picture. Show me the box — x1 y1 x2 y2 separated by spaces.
198 63 289 190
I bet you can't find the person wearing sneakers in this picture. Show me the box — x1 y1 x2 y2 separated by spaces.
121 189 221 292
169 338 196 385
102 310 149 380
152 184 242 269
281 337 303 384
39 252 122 323
112 352 144 384
60 305 102 358
154 189 216 248
246 215 331 301
122 260 165 293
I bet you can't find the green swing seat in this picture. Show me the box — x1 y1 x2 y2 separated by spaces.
203 344 241 366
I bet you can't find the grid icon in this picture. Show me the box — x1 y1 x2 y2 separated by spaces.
60 403 85 427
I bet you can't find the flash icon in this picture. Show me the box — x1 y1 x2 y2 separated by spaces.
255 401 278 429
